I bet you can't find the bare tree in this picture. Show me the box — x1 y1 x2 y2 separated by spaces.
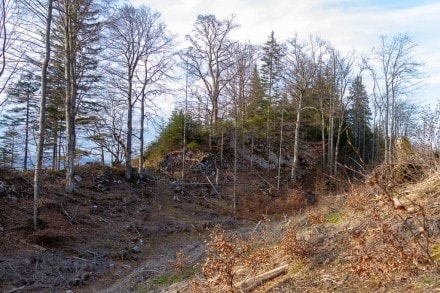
106 4 165 180
0 0 21 105
276 91 286 194
224 42 260 163
85 95 127 165
134 17 175 178
328 48 354 175
223 41 260 207
183 14 238 148
284 35 326 182
34 0 54 230
417 101 440 153
364 33 423 163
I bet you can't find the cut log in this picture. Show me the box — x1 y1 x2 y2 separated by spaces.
236 264 289 292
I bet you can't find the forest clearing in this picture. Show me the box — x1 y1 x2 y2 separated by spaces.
0 142 439 292
0 0 439 292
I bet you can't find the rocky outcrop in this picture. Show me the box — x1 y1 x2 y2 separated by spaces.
230 139 291 170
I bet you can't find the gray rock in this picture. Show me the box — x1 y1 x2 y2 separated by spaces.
74 174 82 183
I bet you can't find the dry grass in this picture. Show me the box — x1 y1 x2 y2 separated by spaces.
404 169 440 212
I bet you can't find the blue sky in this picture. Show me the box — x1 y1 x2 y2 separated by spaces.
134 0 439 117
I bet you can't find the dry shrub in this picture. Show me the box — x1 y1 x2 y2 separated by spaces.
245 246 274 271
111 163 126 178
349 221 429 279
279 228 307 260
369 142 438 192
348 173 436 281
370 162 424 191
368 157 439 265
199 222 286 292
201 226 244 291
169 248 190 274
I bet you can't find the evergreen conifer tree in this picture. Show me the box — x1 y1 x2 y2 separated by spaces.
347 75 373 163
260 31 283 160
3 73 40 170
0 127 20 169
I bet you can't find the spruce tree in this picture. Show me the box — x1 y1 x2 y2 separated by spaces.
346 75 372 163
260 31 283 161
0 127 20 169
3 73 40 170
51 0 103 191
247 65 265 137
45 64 66 170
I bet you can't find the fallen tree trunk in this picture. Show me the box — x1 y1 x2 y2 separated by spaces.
236 264 289 292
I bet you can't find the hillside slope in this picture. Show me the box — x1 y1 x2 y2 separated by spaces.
155 168 440 292
0 153 439 292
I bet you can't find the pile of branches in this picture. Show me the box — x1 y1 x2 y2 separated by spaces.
0 251 107 292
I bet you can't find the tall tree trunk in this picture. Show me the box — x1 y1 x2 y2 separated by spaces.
233 105 237 214
125 74 133 180
100 145 104 165
209 101 218 149
291 92 303 182
233 88 239 214
64 0 75 193
327 99 335 174
34 0 53 230
334 121 343 175
277 95 284 194
384 88 390 164
250 135 254 170
320 97 326 171
11 134 15 168
51 131 57 170
372 108 378 162
390 88 396 162
182 68 188 182
24 93 30 170
266 73 272 164
58 127 62 170
220 126 224 165
138 92 145 179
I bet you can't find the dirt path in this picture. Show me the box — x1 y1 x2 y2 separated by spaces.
88 239 205 293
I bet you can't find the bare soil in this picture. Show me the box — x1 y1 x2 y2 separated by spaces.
0 162 310 293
